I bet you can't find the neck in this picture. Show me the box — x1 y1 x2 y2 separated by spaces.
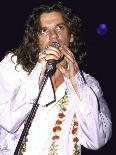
51 70 64 91
51 60 67 91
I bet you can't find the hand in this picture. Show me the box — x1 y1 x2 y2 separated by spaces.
38 45 62 71
56 43 80 95
56 44 79 78
38 45 62 84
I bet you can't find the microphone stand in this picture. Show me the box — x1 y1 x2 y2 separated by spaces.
13 67 53 155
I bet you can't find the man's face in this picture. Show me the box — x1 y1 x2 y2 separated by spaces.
38 11 73 51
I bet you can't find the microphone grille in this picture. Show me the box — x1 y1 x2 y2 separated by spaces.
50 42 60 49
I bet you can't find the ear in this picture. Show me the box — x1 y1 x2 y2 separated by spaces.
70 34 74 43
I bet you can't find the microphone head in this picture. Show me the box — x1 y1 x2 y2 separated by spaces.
50 42 60 49
46 42 60 75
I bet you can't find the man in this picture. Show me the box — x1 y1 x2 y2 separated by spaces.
0 2 112 155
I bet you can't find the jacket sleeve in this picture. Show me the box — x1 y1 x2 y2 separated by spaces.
65 71 112 150
0 54 42 133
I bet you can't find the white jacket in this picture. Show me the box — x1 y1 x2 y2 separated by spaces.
0 53 112 155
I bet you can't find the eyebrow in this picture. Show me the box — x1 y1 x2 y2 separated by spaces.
40 23 67 29
56 23 67 27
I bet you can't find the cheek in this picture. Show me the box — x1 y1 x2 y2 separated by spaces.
60 35 70 45
38 40 43 50
58 31 71 44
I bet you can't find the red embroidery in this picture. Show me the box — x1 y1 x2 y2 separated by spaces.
48 94 80 155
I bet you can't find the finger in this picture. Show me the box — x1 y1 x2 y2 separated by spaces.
66 56 78 70
64 56 75 67
64 56 79 75
38 52 47 65
45 46 61 57
59 46 75 63
45 54 59 61
56 63 69 78
44 46 63 61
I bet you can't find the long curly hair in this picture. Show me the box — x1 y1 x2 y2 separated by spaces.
11 2 86 73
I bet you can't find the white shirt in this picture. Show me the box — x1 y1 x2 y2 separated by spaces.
0 53 112 155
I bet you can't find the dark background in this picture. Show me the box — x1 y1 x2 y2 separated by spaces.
0 0 114 154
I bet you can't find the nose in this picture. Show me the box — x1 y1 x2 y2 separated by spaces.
49 29 58 40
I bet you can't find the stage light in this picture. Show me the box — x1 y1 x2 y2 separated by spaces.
96 23 108 36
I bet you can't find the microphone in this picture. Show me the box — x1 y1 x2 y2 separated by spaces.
46 42 60 75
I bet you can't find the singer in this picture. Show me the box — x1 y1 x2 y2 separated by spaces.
0 2 112 155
